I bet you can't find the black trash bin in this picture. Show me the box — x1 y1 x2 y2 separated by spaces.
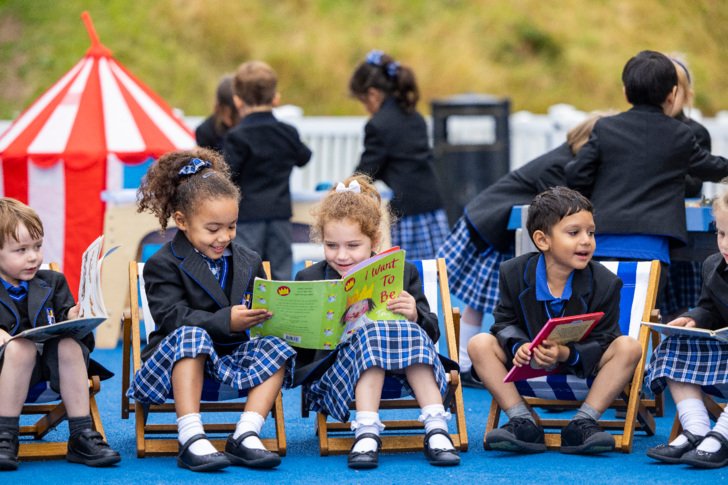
431 94 510 226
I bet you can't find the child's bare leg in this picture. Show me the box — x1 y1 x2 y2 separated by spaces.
0 339 36 415
57 338 90 418
232 367 285 452
583 336 642 413
172 355 219 457
351 367 385 454
468 333 522 409
406 364 457 453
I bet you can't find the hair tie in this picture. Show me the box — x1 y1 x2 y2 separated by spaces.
366 49 384 67
335 180 361 194
672 57 692 85
179 158 212 177
386 61 399 79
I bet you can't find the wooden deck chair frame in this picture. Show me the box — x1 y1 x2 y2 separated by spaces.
18 262 107 460
301 258 468 455
121 261 286 457
484 259 662 453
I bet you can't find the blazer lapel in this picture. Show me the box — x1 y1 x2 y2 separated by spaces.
172 232 230 308
27 278 52 327
229 244 253 307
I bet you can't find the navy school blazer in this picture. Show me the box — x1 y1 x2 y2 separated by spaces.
141 230 267 361
490 253 623 378
683 252 728 330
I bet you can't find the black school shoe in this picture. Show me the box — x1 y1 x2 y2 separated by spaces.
225 432 281 469
681 431 728 469
66 429 121 467
646 430 703 464
485 417 546 453
348 433 382 469
0 431 19 471
177 434 230 472
423 429 460 466
560 418 615 454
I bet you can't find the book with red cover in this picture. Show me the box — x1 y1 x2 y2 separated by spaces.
503 311 604 383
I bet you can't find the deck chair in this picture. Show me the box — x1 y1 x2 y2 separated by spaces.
18 263 107 460
301 258 468 455
484 259 662 453
120 261 286 457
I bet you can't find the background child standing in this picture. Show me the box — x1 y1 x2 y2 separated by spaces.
294 174 459 469
439 113 605 385
195 74 239 153
349 50 449 261
645 190 728 469
0 198 119 470
224 61 312 280
128 148 295 472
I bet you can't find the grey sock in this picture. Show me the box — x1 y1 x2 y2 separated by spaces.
68 415 93 439
505 402 535 424
574 402 602 422
0 416 19 434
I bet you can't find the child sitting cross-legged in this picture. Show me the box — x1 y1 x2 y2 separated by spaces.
468 186 642 454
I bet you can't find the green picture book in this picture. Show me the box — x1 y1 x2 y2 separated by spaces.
249 248 407 349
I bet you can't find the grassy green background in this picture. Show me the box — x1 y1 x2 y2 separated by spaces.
1 0 727 119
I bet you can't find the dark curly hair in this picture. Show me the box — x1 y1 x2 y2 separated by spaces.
136 148 240 230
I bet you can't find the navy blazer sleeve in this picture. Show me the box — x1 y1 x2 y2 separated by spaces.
355 121 388 179
565 130 601 197
683 254 724 330
223 131 251 179
491 263 532 355
143 257 236 342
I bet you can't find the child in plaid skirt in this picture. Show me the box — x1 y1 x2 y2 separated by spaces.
646 191 728 468
439 114 606 383
128 148 295 472
294 174 460 469
349 50 449 261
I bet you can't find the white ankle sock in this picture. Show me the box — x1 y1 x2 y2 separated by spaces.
419 404 454 451
233 411 266 450
671 398 711 446
351 411 384 453
458 319 481 373
697 407 728 453
177 413 218 456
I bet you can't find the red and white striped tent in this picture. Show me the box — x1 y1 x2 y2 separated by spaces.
0 12 195 293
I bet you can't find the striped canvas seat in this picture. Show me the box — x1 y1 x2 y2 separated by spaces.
514 261 654 400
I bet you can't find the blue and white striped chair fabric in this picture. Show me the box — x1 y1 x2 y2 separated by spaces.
137 263 250 402
514 260 655 400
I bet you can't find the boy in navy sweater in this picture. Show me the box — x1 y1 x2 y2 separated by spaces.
468 187 642 454
224 61 312 280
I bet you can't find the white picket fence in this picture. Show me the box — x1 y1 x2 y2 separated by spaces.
5 103 728 197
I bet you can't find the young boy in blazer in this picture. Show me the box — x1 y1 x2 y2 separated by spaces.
468 187 642 454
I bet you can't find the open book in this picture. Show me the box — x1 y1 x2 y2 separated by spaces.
249 248 406 349
641 321 728 343
10 236 118 343
504 312 604 383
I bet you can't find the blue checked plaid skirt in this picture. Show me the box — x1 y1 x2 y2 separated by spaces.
437 216 507 314
391 209 450 261
127 326 295 404
304 320 448 422
645 335 728 394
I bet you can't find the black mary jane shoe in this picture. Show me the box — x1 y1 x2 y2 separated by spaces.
681 431 728 469
423 429 460 466
177 434 230 472
0 431 19 471
348 433 382 470
646 430 703 464
225 432 281 469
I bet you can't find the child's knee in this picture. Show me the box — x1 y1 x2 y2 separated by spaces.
57 337 83 360
3 338 36 367
467 333 497 361
612 335 642 365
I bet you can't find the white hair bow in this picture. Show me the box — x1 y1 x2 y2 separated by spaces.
335 180 361 194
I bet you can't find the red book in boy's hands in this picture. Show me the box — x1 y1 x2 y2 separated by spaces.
503 312 604 383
